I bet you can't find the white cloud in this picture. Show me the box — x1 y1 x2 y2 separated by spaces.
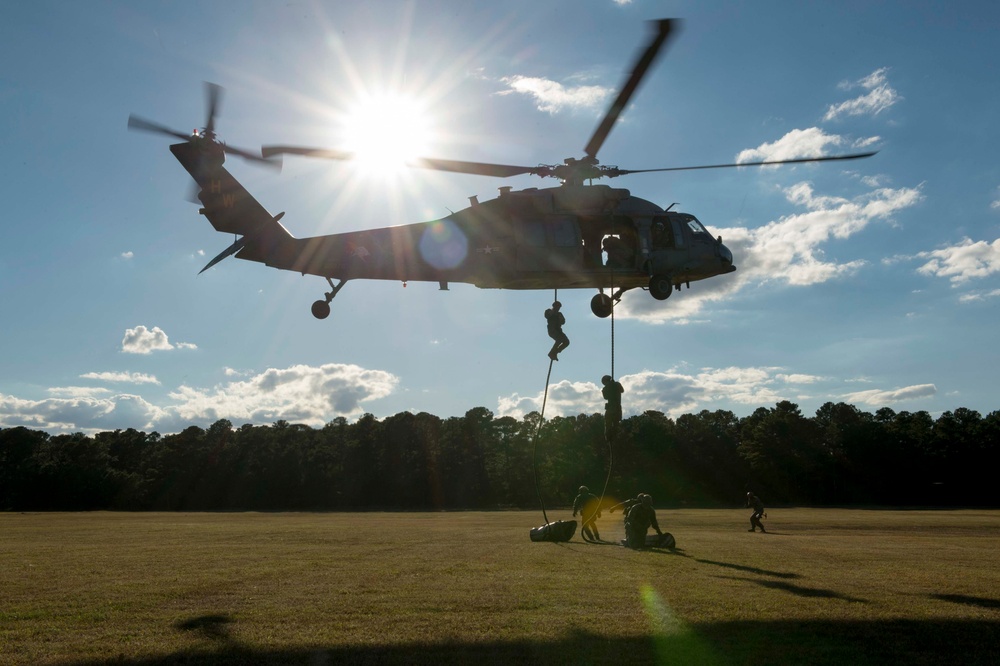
498 75 612 114
842 383 937 405
120 251 134 260
121 326 196 354
0 362 400 434
498 365 817 419
959 288 1000 303
615 181 923 324
736 127 846 164
0 392 165 434
824 67 901 121
166 363 398 428
80 371 160 385
915 237 1000 284
47 386 112 398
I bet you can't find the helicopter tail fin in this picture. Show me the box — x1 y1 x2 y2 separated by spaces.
169 142 296 270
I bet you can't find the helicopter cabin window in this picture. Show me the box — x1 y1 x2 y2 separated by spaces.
548 216 579 247
516 218 547 247
651 218 675 249
514 215 579 248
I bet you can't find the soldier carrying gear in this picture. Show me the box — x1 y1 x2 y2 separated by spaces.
545 301 569 361
572 485 602 542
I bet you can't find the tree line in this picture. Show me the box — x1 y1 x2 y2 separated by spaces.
1 401 998 511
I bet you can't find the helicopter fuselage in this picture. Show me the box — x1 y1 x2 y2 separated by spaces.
171 140 735 319
273 183 735 291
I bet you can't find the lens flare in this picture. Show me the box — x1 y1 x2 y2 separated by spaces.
419 220 468 270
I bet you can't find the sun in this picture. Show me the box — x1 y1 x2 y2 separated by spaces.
340 92 435 175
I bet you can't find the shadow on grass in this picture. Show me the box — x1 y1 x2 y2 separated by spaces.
931 593 1000 610
66 618 1000 665
173 614 235 644
726 575 867 603
694 558 800 579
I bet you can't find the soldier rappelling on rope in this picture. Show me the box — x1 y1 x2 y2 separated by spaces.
601 375 624 443
545 301 569 362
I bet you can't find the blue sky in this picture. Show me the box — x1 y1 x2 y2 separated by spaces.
2 1 999 434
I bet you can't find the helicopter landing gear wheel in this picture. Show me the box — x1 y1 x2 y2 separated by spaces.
591 293 614 318
311 300 331 320
649 274 673 301
310 278 348 319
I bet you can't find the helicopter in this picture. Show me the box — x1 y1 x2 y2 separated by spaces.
128 19 874 320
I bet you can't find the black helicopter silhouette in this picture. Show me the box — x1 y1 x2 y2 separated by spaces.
128 19 873 320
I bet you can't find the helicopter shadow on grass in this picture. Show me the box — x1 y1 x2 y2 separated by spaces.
67 617 1000 666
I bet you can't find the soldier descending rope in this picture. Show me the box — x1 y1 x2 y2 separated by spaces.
544 300 570 361
601 375 624 443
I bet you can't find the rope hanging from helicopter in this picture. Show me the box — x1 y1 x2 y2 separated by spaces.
530 241 620 542
531 289 559 526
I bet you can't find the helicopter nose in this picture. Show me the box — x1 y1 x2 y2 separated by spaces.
718 242 736 272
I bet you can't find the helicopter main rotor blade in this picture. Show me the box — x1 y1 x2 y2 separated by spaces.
584 18 677 161
261 145 355 160
261 145 535 178
127 114 191 142
408 157 536 178
608 151 877 177
204 82 222 137
225 144 282 169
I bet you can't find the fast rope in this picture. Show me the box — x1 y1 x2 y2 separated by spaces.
531 289 559 525
588 273 616 543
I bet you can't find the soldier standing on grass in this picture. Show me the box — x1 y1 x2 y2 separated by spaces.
572 485 602 542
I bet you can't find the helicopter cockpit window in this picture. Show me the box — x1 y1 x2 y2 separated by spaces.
686 218 711 238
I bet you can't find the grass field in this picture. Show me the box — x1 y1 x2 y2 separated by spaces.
2 509 1000 665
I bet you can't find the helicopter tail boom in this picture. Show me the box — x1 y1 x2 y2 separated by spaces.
169 141 297 271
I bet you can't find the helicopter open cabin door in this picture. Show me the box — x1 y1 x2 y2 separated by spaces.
650 215 686 272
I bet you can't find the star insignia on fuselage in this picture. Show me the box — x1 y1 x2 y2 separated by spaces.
477 245 503 255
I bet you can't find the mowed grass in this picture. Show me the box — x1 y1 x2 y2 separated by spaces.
2 509 1000 665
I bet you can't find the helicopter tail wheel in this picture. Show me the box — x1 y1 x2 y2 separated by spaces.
311 300 331 320
591 293 614 318
649 274 673 301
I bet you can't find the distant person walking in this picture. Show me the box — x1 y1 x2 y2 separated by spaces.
746 492 767 533
572 485 602 542
545 301 569 361
601 375 624 442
